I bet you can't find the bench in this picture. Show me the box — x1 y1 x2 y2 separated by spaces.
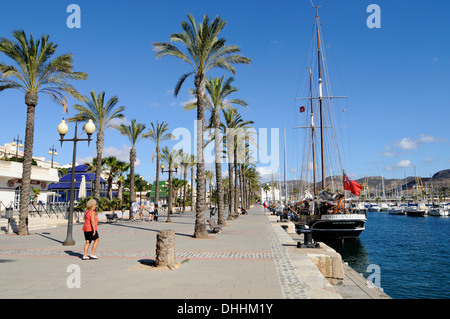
207 219 223 233
105 213 118 223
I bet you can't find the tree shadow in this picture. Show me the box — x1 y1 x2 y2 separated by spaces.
35 231 64 244
109 222 193 238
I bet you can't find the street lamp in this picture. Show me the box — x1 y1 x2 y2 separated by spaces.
209 181 214 208
11 135 23 162
160 162 178 223
48 145 57 168
58 119 96 246
139 176 144 205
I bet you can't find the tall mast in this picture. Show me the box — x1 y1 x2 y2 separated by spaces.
308 68 317 196
315 5 326 190
284 125 288 202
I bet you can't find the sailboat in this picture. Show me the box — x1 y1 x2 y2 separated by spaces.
293 6 367 241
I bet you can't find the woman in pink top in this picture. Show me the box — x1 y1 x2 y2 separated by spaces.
82 199 100 260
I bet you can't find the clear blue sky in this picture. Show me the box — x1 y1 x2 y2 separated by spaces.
1 0 449 183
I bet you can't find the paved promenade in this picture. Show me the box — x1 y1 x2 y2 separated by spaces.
0 206 386 300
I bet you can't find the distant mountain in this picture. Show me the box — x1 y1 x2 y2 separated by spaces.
261 169 450 196
432 169 450 180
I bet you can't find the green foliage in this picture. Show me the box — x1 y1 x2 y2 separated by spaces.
75 196 127 212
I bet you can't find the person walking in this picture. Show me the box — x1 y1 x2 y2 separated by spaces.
139 203 146 222
82 199 100 260
131 200 139 221
148 202 155 222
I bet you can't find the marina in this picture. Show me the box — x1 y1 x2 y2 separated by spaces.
328 210 450 299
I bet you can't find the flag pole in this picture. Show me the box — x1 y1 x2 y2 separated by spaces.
343 169 346 201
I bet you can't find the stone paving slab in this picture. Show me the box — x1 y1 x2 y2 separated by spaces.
0 206 371 300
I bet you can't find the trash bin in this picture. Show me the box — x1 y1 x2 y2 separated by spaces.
5 207 13 219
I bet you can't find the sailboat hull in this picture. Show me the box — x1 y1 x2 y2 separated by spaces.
299 214 366 241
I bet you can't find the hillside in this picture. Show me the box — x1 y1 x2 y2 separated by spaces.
262 169 450 197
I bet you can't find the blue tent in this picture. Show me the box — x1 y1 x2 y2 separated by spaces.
48 165 107 202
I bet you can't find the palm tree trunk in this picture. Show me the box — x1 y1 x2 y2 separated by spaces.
94 131 104 201
234 137 239 216
213 111 226 225
155 146 160 208
194 73 208 238
18 92 38 235
227 161 234 220
183 168 187 213
129 146 136 220
118 180 123 200
108 176 113 200
167 170 173 222
190 165 194 211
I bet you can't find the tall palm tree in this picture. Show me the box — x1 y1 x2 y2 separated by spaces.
180 151 191 213
160 146 181 222
84 157 105 198
186 76 247 225
189 154 196 211
104 156 120 200
263 184 270 203
221 108 254 217
116 161 130 201
113 119 147 219
205 170 215 208
68 90 125 202
154 14 251 238
143 121 173 209
0 31 88 235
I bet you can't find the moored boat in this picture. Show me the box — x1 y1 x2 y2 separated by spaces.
405 203 427 217
429 203 449 216
292 6 366 241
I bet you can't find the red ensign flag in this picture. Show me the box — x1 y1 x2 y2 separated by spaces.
344 174 363 196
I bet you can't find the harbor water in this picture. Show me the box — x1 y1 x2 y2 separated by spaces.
327 211 450 299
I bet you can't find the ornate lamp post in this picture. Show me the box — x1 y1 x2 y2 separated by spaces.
11 135 23 162
57 119 96 246
160 162 178 223
48 145 57 168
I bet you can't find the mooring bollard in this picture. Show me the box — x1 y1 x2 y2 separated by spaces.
295 227 320 248
155 230 175 269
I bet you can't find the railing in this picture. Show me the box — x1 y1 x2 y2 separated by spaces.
1 200 76 221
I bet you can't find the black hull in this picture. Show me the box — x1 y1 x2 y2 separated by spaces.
406 210 426 217
298 214 366 241
312 228 365 241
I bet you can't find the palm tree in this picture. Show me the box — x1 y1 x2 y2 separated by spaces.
143 121 173 209
172 178 184 210
0 31 88 235
154 14 251 238
113 119 147 219
160 146 181 222
205 170 215 208
104 156 120 200
186 76 247 225
180 151 191 213
68 90 125 202
84 157 105 197
189 154 196 211
116 161 130 201
263 184 270 203
222 108 254 217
